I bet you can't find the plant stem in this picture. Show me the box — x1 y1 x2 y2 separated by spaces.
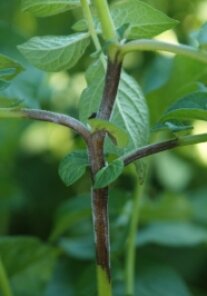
125 183 144 296
120 39 207 64
97 58 122 120
92 0 117 42
80 0 106 66
0 258 13 296
88 133 112 296
0 108 91 142
122 132 207 166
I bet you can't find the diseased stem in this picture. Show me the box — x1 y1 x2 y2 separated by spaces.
123 133 207 166
97 58 122 120
125 184 144 296
0 108 91 142
120 39 207 64
0 258 13 296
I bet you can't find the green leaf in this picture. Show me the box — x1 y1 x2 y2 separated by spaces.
159 91 207 123
136 266 191 296
94 159 124 189
59 150 89 187
17 33 90 72
79 59 149 183
0 80 10 90
21 0 80 17
110 0 178 40
72 19 88 32
196 22 207 50
0 237 57 296
137 222 207 247
59 237 94 260
50 194 91 241
0 54 24 81
88 118 129 148
147 56 207 125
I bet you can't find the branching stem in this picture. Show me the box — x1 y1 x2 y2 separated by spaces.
0 108 91 142
123 133 207 166
120 39 207 64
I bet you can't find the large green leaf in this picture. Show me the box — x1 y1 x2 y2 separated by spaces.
88 118 129 148
94 159 124 189
0 237 57 296
136 266 191 296
59 150 89 187
137 222 207 247
159 91 207 122
110 0 178 40
21 0 80 17
79 60 149 153
17 33 90 72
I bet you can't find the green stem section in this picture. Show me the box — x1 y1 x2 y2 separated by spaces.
0 258 13 296
92 0 117 42
120 39 207 64
97 265 112 296
125 184 144 296
80 0 106 66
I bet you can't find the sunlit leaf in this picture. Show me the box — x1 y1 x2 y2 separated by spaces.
18 33 90 72
59 150 89 187
21 0 80 17
110 0 178 40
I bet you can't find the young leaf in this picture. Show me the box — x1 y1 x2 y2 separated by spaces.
94 159 124 189
159 91 207 123
110 0 178 40
88 118 128 148
196 22 207 50
17 33 90 72
21 0 80 17
59 150 89 187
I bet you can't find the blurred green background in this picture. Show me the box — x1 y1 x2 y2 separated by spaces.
1 0 207 295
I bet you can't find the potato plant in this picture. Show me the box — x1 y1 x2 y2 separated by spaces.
1 0 207 295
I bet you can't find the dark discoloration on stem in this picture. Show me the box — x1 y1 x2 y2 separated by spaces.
97 57 122 120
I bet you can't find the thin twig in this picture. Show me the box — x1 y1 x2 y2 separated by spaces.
123 133 207 166
0 108 91 142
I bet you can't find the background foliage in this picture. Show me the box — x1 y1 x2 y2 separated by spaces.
1 0 207 295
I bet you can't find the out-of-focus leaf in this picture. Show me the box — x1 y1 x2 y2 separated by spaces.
110 0 178 40
0 54 24 81
140 193 193 223
137 222 207 247
18 33 90 72
159 91 207 123
50 194 91 241
136 266 191 296
58 150 89 187
59 237 94 260
196 22 207 50
21 0 80 17
0 237 57 296
94 159 124 189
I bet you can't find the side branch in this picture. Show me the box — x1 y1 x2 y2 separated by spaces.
120 39 207 64
0 108 91 142
123 133 207 166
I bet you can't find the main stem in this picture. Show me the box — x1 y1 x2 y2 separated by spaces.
89 56 122 295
